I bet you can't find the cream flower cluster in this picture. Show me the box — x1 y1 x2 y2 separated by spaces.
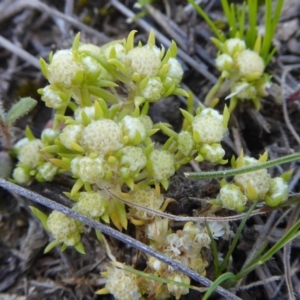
11 31 246 300
102 32 186 106
129 188 164 220
12 131 59 184
38 30 186 110
52 101 177 189
171 107 229 164
143 219 231 299
215 38 270 110
216 154 290 211
103 266 141 300
47 211 83 246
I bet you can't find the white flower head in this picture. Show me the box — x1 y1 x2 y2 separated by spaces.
119 146 147 175
105 266 141 300
216 53 233 71
41 85 69 109
81 119 124 155
48 49 83 88
47 210 82 246
149 150 175 181
224 38 246 56
218 183 248 211
236 49 265 81
18 139 44 168
192 108 226 144
74 106 96 123
140 77 164 101
166 57 184 83
125 46 161 78
121 116 146 145
59 124 84 150
234 156 270 199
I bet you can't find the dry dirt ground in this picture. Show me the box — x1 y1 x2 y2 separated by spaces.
0 0 300 299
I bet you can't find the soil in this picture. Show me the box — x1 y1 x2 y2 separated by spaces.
0 0 300 299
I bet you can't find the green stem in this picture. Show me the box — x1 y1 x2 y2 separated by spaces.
218 201 258 277
204 76 225 106
246 0 258 48
188 0 226 42
185 153 300 179
235 218 300 280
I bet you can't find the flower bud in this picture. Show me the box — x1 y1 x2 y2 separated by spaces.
149 150 175 181
47 210 82 246
119 146 147 176
234 157 270 200
129 188 164 220
60 124 84 150
138 115 153 130
165 57 184 84
121 116 146 145
41 85 69 109
177 131 194 156
37 162 58 181
71 156 107 184
167 272 190 300
236 49 265 81
41 128 60 145
12 166 31 184
18 139 43 168
74 106 96 123
223 38 246 56
125 46 161 78
104 42 126 63
192 108 226 144
73 191 107 218
200 143 225 163
140 77 164 101
81 119 124 155
48 49 83 88
216 53 233 71
218 183 248 211
231 82 257 100
265 177 289 207
104 266 141 300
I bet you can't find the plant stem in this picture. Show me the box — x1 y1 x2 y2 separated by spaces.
185 152 300 179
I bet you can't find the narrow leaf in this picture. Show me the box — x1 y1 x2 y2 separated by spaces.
6 98 37 125
30 206 49 231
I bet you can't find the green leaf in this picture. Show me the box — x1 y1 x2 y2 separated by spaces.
126 30 137 52
189 0 226 42
39 58 49 78
72 32 81 52
30 206 49 231
88 86 118 104
203 272 235 300
236 218 300 281
44 240 62 253
25 125 36 140
74 242 85 254
6 97 37 125
60 243 67 252
95 230 104 242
